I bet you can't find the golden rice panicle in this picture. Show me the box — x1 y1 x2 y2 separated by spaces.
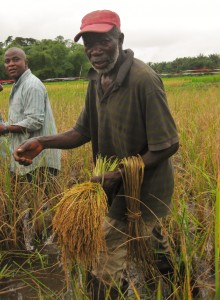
53 155 119 271
53 182 108 269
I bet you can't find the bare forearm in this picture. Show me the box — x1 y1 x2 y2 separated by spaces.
8 125 27 133
37 128 90 150
141 142 179 169
0 124 26 135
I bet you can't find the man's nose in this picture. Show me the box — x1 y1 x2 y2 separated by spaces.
90 44 103 55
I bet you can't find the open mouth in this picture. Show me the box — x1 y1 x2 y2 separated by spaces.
92 61 107 69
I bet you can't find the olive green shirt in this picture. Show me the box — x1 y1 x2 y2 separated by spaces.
75 49 178 221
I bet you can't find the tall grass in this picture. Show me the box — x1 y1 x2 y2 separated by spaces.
164 75 220 299
0 75 220 298
214 166 220 300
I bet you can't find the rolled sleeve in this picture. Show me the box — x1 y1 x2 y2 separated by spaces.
145 89 178 151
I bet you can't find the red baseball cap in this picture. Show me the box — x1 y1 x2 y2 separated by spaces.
74 10 121 42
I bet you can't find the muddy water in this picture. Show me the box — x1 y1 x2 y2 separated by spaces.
0 243 70 300
0 240 216 299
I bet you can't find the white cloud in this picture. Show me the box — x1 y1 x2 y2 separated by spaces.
1 0 220 62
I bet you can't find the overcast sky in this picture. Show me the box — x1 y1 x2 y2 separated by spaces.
1 0 219 63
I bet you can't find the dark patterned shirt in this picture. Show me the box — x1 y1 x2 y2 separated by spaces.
75 49 178 221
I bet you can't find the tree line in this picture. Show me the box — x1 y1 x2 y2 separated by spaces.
149 54 220 74
0 36 220 80
0 36 91 80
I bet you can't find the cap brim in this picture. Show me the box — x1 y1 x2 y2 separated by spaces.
74 24 114 42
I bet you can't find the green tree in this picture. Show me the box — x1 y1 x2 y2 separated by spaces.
1 35 219 79
68 43 90 77
4 36 13 47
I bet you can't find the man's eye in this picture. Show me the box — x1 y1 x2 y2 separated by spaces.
4 57 20 64
100 40 109 46
85 43 92 48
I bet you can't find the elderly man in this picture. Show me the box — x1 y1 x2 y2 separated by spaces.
1 47 61 250
13 10 179 299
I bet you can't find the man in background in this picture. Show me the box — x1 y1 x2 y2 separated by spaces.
0 47 61 250
0 83 8 157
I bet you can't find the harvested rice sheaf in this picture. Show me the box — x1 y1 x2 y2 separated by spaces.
53 156 119 270
121 155 155 276
53 182 108 268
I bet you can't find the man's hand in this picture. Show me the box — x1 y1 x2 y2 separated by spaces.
0 124 9 136
13 138 44 166
90 169 123 198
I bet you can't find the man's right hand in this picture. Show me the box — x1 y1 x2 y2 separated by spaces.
13 138 44 166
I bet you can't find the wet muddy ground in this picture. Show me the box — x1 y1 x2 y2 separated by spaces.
0 243 70 300
0 241 216 299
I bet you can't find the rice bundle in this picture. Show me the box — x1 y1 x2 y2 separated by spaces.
121 155 154 275
52 155 119 271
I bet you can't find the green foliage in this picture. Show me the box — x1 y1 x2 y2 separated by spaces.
149 53 220 74
1 35 220 80
0 36 91 80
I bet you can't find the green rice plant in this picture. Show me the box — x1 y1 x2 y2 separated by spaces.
214 168 220 300
0 263 11 280
156 279 162 300
93 154 120 177
12 261 61 299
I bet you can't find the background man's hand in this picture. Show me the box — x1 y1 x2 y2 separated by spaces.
0 124 7 136
13 138 44 166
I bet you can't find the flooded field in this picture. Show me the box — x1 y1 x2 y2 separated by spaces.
0 243 69 299
0 77 220 299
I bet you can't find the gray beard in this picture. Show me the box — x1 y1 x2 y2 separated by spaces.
93 46 119 75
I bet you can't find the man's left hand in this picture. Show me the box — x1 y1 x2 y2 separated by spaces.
91 169 123 197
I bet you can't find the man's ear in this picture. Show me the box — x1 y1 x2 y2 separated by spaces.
119 33 124 46
25 58 28 68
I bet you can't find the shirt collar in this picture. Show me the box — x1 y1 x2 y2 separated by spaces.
13 69 31 87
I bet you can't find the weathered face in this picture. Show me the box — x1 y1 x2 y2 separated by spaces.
4 49 28 81
82 32 120 74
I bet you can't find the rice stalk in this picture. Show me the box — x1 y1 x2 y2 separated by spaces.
214 165 220 300
120 155 155 277
93 154 119 176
